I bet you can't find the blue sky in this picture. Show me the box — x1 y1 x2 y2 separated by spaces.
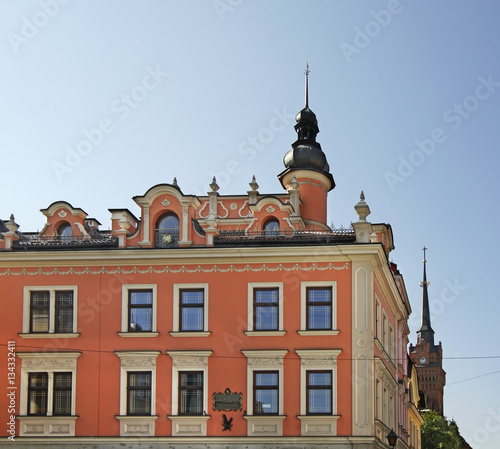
1 1 500 446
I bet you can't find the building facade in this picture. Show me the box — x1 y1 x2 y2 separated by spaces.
1 77 421 448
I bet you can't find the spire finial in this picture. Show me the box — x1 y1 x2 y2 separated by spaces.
422 245 427 263
304 61 310 108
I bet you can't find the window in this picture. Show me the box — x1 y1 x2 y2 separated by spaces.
254 288 278 330
296 349 341 436
156 213 179 248
307 287 332 330
22 286 78 337
127 372 151 415
263 218 280 238
120 284 158 337
28 372 73 416
172 284 209 336
58 222 72 241
299 282 337 335
180 289 204 332
242 350 287 436
246 283 284 336
179 371 203 415
129 290 153 332
306 371 332 415
115 351 160 436
253 371 279 415
18 352 80 437
166 350 212 436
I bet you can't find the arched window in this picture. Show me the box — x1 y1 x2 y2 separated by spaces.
58 223 72 242
156 213 179 248
263 218 280 238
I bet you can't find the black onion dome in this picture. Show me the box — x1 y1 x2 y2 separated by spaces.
295 106 318 125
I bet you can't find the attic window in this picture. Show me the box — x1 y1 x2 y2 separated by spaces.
58 223 72 241
155 213 179 248
264 218 280 238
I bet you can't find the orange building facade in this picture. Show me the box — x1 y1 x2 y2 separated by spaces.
0 82 421 448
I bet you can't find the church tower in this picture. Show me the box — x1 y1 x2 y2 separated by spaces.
410 248 446 414
278 63 335 229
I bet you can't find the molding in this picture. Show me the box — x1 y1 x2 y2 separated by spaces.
169 331 211 338
0 262 351 277
244 330 286 337
297 330 339 336
19 332 80 339
244 415 285 436
168 415 211 436
115 415 158 437
17 415 78 437
297 415 340 436
118 332 160 338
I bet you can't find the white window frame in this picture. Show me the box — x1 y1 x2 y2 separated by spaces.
166 350 212 436
383 313 388 350
245 282 285 336
17 352 80 437
171 283 210 337
298 281 338 335
115 351 160 436
375 296 381 340
242 349 287 436
21 286 78 338
119 284 158 337
296 349 341 436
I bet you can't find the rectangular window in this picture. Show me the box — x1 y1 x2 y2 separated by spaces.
28 373 48 415
253 288 279 330
306 370 332 415
55 292 74 333
179 371 203 415
306 287 332 330
53 373 72 415
253 371 279 415
128 290 153 332
127 372 152 415
179 289 204 332
30 292 50 333
25 287 77 335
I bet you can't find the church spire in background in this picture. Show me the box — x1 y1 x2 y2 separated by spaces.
417 246 435 346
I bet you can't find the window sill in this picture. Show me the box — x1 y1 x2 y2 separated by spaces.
18 333 80 339
297 414 340 435
117 332 159 338
244 330 286 337
17 415 78 437
168 415 211 436
169 331 211 337
297 330 339 336
115 415 158 436
244 415 286 436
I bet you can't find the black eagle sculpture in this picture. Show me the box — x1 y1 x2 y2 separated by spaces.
222 414 233 431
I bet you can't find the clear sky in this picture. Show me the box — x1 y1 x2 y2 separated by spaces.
1 1 500 447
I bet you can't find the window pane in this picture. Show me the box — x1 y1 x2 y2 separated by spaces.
181 290 204 304
180 290 204 331
31 292 49 332
156 214 179 248
308 389 331 414
254 372 278 414
179 372 203 415
55 292 74 333
308 305 331 329
53 373 72 416
308 288 331 302
129 291 153 332
130 291 152 305
28 373 48 415
308 371 331 386
128 372 151 415
255 306 278 330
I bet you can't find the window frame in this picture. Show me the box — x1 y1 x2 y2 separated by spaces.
22 286 78 337
126 371 152 416
120 284 158 337
253 370 279 415
245 282 284 336
299 281 338 335
263 218 280 238
305 370 333 415
179 289 205 332
27 372 48 416
155 213 180 248
172 284 209 336
178 371 204 416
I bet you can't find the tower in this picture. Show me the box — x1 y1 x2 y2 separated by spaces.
410 248 446 414
278 63 335 228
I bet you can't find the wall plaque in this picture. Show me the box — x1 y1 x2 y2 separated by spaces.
212 388 243 412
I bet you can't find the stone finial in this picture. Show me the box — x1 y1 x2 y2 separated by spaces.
118 212 131 231
249 175 259 191
6 214 19 232
209 177 219 192
290 175 299 190
172 177 179 188
354 191 371 222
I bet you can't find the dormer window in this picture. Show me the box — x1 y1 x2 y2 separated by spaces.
264 218 280 238
155 213 179 248
58 223 72 242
